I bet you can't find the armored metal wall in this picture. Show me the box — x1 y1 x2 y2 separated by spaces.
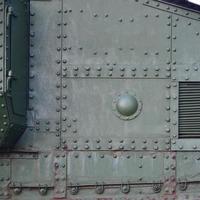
1 0 200 199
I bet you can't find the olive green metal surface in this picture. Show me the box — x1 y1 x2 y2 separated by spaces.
0 0 200 199
0 0 29 148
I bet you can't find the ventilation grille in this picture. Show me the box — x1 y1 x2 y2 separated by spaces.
179 82 200 138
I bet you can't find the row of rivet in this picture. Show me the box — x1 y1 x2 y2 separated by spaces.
28 119 74 133
170 82 178 140
73 152 173 162
0 0 3 90
70 138 170 143
61 66 171 78
0 159 10 185
165 69 171 136
144 0 200 21
172 142 200 150
66 146 171 151
173 68 200 81
0 95 8 134
57 48 171 55
0 2 3 91
67 143 170 151
72 153 172 159
54 150 67 197
170 83 186 149
54 5 68 196
29 9 36 115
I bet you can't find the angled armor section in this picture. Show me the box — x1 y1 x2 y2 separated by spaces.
0 0 29 148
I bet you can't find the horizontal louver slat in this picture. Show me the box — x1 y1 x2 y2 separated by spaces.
179 82 200 138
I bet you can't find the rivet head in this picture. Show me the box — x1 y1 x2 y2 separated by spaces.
193 145 197 149
171 164 176 170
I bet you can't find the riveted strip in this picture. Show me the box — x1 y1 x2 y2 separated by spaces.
173 64 200 81
0 159 10 185
0 0 4 92
63 137 170 151
172 139 200 151
62 65 171 79
33 119 60 133
143 0 200 21
170 81 179 148
165 80 171 140
0 94 9 145
53 151 67 198
163 152 176 195
0 159 10 199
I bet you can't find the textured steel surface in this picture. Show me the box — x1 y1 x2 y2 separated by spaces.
0 0 200 199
